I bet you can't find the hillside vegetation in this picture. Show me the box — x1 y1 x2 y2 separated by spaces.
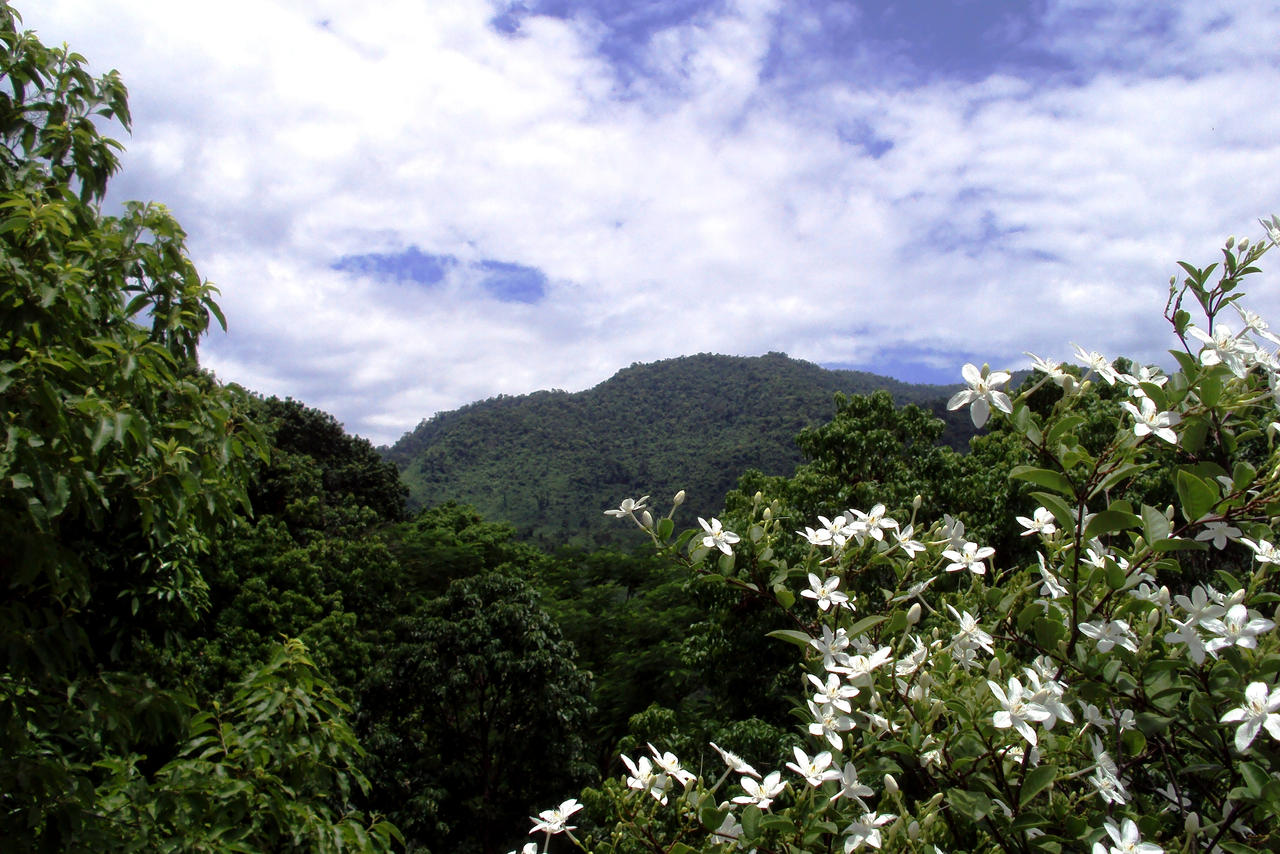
383 352 975 546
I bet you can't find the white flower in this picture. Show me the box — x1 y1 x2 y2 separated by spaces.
948 363 1013 428
942 541 995 575
809 625 852 671
1121 396 1180 444
604 496 649 518
786 746 841 787
1241 536 1280 564
698 517 740 554
1016 506 1057 537
711 813 745 849
1163 618 1207 666
710 742 761 779
1091 818 1161 854
808 699 854 749
648 743 696 786
988 676 1051 746
947 605 995 656
818 514 858 549
1026 352 1076 391
1036 553 1068 600
1202 603 1276 655
1089 764 1128 806
803 573 852 612
1221 681 1280 751
732 770 785 810
1188 323 1256 378
852 503 898 541
842 812 896 851
1174 586 1225 626
1073 344 1121 385
809 671 860 713
892 524 927 558
1195 520 1240 549
1079 620 1139 654
831 762 874 804
620 754 670 803
530 798 583 834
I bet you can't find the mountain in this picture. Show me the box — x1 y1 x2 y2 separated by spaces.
382 352 972 547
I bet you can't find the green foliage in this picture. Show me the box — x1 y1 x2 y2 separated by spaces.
537 225 1280 853
359 571 593 854
0 8 396 849
93 638 399 853
384 353 974 548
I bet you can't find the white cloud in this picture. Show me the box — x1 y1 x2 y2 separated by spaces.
20 0 1280 442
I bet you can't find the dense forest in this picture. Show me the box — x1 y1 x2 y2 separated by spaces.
6 5 1279 853
382 353 980 547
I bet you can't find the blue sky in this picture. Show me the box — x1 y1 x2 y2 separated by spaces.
24 0 1280 443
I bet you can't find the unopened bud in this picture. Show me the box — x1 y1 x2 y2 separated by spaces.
1226 235 1235 249
987 657 1001 679
1147 609 1161 630
763 507 773 521
1165 505 1175 521
922 811 938 830
1185 812 1200 834
753 491 763 504
907 820 920 842
641 510 654 529
672 489 686 507
1239 237 1250 250
907 603 922 625
883 773 899 796
913 494 923 510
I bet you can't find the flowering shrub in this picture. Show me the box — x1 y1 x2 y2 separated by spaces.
517 218 1280 854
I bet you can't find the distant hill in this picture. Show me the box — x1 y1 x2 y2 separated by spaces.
382 352 973 548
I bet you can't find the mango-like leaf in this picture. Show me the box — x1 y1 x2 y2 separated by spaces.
1011 466 1076 498
1019 764 1057 808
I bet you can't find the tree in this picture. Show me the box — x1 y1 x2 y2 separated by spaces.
360 571 593 854
0 6 394 848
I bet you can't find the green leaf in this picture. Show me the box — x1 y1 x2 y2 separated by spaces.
846 614 887 637
1176 469 1218 522
1011 466 1075 498
656 517 674 541
1083 508 1141 540
1019 764 1057 808
1141 503 1170 543
1151 536 1208 553
766 629 812 648
946 788 992 821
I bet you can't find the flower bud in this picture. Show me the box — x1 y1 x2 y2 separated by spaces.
641 510 654 529
753 491 763 504
1239 237 1250 250
672 489 686 507
907 603 922 625
913 494 923 510
763 507 772 521
907 820 920 842
883 773 899 796
1147 609 1161 630
1185 812 1200 834
1226 235 1235 249
987 657 1001 679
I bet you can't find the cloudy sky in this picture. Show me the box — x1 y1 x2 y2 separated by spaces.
23 0 1280 444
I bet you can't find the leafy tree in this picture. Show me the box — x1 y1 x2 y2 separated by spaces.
360 571 593 854
0 7 394 848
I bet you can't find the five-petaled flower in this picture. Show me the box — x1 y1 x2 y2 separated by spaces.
1091 818 1162 854
530 798 582 834
1121 396 1180 443
942 541 995 575
1220 681 1280 752
947 363 1013 428
698 516 740 554
988 676 1051 746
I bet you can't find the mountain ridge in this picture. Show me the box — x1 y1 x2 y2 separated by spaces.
383 351 973 547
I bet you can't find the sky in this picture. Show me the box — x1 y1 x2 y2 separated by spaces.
22 0 1280 444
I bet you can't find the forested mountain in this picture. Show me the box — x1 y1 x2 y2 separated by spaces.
383 352 975 546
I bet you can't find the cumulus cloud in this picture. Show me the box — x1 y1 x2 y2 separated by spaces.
21 0 1280 442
